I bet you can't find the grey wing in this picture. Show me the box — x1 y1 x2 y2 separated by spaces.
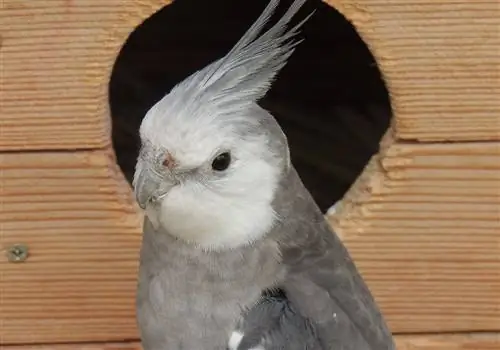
234 289 322 350
280 217 396 350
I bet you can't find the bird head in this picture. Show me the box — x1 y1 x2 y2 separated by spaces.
133 0 313 250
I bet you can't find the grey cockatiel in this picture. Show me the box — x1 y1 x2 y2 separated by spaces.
133 0 396 349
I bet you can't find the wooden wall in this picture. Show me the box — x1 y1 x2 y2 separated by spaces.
325 0 500 337
1 0 153 344
327 0 500 141
3 334 500 350
1 0 499 349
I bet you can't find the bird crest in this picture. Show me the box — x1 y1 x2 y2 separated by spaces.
148 0 314 123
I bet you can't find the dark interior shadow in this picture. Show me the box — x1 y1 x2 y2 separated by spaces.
109 0 392 213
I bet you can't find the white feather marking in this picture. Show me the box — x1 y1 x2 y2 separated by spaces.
156 134 280 249
228 331 245 350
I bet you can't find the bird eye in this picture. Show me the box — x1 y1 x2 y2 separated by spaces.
211 152 231 171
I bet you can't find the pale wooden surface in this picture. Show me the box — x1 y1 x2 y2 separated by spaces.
0 0 171 151
2 0 499 151
326 0 500 141
328 134 500 333
395 333 500 350
2 334 500 349
1 144 498 343
0 151 143 343
2 0 500 344
0 345 142 350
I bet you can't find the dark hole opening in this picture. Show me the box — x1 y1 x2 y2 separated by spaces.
109 0 392 213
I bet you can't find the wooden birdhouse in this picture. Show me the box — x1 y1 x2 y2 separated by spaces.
1 0 499 349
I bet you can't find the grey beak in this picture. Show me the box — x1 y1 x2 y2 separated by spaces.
133 166 178 210
133 168 162 210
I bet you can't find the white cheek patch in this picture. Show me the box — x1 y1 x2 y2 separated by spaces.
157 157 280 249
228 331 244 350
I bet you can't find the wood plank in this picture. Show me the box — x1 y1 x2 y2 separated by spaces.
395 333 500 350
2 334 500 349
0 150 143 344
3 0 498 148
396 333 500 350
0 0 170 151
0 344 142 350
1 144 499 342
4 0 499 151
325 0 500 141
328 135 500 333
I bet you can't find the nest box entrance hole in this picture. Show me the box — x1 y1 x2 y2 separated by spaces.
109 0 392 213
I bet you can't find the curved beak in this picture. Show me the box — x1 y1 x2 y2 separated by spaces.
133 167 163 210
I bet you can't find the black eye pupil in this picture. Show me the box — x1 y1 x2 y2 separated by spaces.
212 152 231 171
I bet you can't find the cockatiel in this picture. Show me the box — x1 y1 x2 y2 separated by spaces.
133 0 396 349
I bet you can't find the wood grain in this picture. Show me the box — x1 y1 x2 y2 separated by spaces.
326 0 500 141
2 0 499 150
0 151 143 344
0 344 142 350
2 334 500 349
395 333 500 350
0 0 171 151
328 134 500 333
1 144 497 343
2 0 500 343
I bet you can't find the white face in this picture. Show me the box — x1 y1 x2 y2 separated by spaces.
135 108 283 250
